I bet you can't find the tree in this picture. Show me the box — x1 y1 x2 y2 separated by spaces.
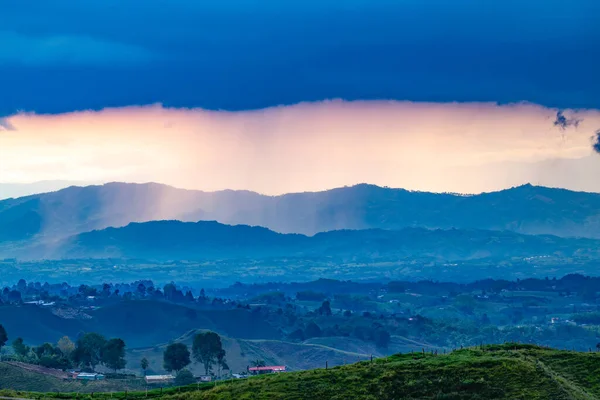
34 343 56 359
0 324 8 357
175 369 196 386
12 337 30 358
101 283 112 297
57 336 75 359
74 333 107 371
8 290 22 303
137 283 146 297
185 291 195 302
102 338 127 372
192 331 224 376
141 357 149 375
216 348 227 378
163 343 191 373
318 300 332 316
163 283 177 300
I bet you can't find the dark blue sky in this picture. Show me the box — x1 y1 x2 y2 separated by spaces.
1 0 598 116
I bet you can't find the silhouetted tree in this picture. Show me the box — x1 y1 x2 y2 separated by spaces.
102 338 127 372
137 283 146 297
12 337 30 358
163 343 191 373
74 333 107 371
141 357 149 375
8 290 22 303
0 324 8 356
217 349 229 377
192 331 224 375
185 291 195 302
318 300 332 316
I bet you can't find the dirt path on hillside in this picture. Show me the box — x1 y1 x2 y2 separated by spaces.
4 361 71 379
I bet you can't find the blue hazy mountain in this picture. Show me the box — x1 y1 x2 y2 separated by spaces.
52 220 600 261
1 182 600 245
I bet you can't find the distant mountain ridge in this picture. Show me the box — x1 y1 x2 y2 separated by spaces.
0 180 94 200
1 182 600 245
42 220 600 261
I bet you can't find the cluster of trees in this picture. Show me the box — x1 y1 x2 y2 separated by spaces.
0 324 126 372
163 331 228 381
0 324 7 358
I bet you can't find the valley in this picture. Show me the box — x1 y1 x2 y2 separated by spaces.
3 183 600 397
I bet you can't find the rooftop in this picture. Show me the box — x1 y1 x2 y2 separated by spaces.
249 366 286 372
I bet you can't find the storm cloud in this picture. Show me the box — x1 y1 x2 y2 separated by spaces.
0 0 599 115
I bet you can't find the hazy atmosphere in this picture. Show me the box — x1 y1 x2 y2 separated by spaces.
2 102 600 195
2 1 600 399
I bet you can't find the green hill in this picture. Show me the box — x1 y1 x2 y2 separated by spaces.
162 344 600 400
5 344 600 399
0 301 281 348
0 362 144 393
0 305 86 345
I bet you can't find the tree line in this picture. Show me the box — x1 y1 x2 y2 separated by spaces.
0 324 125 372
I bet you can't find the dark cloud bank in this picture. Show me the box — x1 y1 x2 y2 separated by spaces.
0 0 599 115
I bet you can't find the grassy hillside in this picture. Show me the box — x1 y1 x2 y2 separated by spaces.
128 330 373 375
0 301 280 348
0 304 86 344
0 362 144 393
4 344 600 399
163 344 600 400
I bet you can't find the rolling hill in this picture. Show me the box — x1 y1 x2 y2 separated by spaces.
0 362 144 393
166 344 600 400
0 300 280 348
128 329 378 376
49 220 600 261
5 344 600 399
2 182 600 246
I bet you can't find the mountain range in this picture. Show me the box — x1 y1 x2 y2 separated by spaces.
1 182 600 246
24 220 600 261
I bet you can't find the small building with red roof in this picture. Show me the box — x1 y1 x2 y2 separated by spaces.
248 365 286 375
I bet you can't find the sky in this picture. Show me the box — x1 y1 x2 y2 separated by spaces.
1 0 600 195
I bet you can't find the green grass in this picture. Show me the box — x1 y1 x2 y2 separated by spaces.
4 344 600 399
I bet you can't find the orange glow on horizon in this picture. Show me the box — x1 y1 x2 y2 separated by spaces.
1 100 600 195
